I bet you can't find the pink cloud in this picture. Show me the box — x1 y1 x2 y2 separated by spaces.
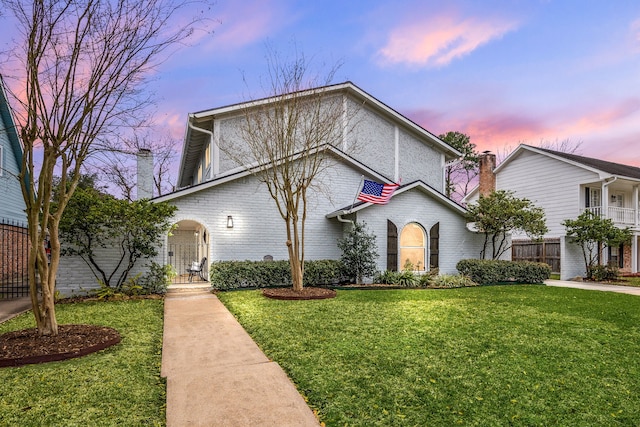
378 12 519 67
196 0 296 52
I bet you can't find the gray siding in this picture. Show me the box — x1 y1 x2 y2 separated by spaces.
0 121 26 223
497 150 599 237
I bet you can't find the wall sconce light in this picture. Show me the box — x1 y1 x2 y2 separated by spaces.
227 215 234 228
194 231 199 238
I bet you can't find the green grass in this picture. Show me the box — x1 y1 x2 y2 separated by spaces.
219 286 640 426
0 300 165 426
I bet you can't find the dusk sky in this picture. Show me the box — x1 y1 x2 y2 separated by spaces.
150 0 640 167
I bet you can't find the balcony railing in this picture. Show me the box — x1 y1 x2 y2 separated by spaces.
584 206 638 226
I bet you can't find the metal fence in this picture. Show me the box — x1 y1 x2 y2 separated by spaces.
0 218 30 299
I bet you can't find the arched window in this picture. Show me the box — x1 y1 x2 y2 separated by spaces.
400 223 426 271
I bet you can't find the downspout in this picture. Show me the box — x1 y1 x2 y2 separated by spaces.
188 116 215 180
337 214 354 225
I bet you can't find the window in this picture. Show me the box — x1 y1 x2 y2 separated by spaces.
609 244 624 268
399 223 426 271
586 187 601 208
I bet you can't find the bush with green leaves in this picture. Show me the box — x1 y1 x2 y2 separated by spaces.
209 259 344 290
591 264 619 282
337 221 379 284
428 274 477 289
374 270 401 285
456 259 551 285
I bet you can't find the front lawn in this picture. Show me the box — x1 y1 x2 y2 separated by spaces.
0 299 165 426
219 286 640 426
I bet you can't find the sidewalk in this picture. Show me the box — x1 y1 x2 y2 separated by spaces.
161 288 320 427
544 279 640 296
0 296 32 323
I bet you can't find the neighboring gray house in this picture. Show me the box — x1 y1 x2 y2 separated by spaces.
154 82 485 279
464 144 640 280
0 75 27 224
1 75 29 297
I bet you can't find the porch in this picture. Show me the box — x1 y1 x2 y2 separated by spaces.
585 206 639 228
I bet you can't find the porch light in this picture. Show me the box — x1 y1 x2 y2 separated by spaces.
227 215 234 228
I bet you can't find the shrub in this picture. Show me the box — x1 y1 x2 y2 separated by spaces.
374 270 400 285
138 262 176 295
209 259 344 290
397 270 417 287
337 221 378 284
591 265 619 282
456 259 551 285
428 274 477 289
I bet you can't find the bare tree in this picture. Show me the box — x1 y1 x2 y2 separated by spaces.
93 131 179 200
2 0 210 336
220 49 355 291
497 138 583 163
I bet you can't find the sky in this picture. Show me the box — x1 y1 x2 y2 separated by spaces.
149 0 640 167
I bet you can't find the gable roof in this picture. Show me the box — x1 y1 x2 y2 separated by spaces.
326 179 467 218
155 144 394 203
0 76 24 172
177 81 461 188
529 145 640 180
463 144 640 203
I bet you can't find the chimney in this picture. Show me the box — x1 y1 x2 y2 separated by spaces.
478 151 496 197
137 148 154 200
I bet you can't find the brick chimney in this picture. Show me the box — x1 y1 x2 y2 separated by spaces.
478 151 496 197
137 148 154 200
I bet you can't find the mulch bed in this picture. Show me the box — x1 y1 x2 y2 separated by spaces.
0 324 121 368
262 287 337 300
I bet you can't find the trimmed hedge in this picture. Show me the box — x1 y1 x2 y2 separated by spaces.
456 259 551 285
209 259 345 290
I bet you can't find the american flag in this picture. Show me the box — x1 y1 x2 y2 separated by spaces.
357 179 399 205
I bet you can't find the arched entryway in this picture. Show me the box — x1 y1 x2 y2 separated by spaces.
167 219 210 284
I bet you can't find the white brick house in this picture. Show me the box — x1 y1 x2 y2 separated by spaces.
154 82 486 280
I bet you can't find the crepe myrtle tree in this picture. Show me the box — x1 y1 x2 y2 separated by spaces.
219 47 359 292
2 0 211 335
563 210 632 280
466 190 548 260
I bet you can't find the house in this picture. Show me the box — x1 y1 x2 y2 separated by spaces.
0 75 26 224
0 75 29 298
464 144 640 280
153 82 486 280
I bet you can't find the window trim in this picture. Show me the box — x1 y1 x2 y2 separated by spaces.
399 222 427 271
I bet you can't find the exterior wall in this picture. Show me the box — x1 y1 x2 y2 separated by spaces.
398 130 443 189
560 235 587 280
348 104 396 179
0 121 27 223
356 189 485 276
168 160 364 265
497 150 600 238
56 243 152 297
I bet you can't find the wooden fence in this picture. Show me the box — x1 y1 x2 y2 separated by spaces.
512 238 560 273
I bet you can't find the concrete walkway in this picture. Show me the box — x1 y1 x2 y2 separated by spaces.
161 288 320 427
0 296 32 323
544 279 640 296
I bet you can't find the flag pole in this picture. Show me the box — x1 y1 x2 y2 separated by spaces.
350 175 364 211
